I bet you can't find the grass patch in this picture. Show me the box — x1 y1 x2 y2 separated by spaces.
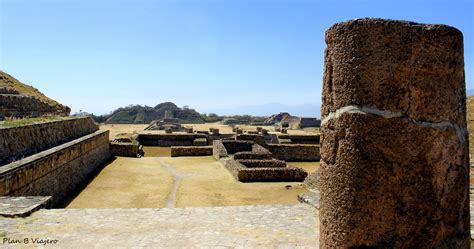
0 116 73 128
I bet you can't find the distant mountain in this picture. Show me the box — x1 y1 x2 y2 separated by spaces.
105 102 204 124
202 103 320 118
0 71 70 119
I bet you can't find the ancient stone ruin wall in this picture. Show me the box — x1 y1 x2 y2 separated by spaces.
319 19 469 248
235 134 266 146
110 142 143 157
221 140 254 154
299 118 321 128
0 117 98 166
0 130 110 207
222 159 307 182
212 140 228 160
236 159 287 168
277 134 320 144
170 146 213 157
267 144 320 162
0 94 70 119
137 133 208 146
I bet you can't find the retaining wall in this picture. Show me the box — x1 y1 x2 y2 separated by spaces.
110 142 143 157
137 133 208 146
0 117 98 166
171 146 213 157
0 94 70 119
221 140 253 154
267 144 320 161
0 130 111 207
277 134 320 144
222 159 307 182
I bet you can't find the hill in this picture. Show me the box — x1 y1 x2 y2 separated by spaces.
105 102 205 124
0 71 70 119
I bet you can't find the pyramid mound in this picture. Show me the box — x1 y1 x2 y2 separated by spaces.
0 71 70 119
105 102 204 124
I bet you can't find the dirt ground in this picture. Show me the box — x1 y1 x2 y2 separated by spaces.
99 124 148 140
67 156 318 208
142 146 171 157
67 157 174 208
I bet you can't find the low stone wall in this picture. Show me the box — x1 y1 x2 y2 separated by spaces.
137 133 208 146
0 117 99 166
171 146 213 157
236 159 287 168
277 134 320 144
213 140 228 160
0 94 70 119
233 144 274 160
267 144 320 161
236 134 266 146
0 130 111 207
221 140 253 154
222 159 307 182
233 152 273 160
110 142 143 157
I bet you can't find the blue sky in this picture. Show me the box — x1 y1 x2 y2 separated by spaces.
0 0 473 117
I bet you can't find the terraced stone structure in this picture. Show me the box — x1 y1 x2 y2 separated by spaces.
0 117 110 207
213 140 307 182
319 19 469 248
0 71 70 119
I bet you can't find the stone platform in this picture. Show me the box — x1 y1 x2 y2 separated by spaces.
0 196 51 218
0 204 318 248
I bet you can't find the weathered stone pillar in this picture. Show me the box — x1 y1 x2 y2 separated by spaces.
320 19 469 248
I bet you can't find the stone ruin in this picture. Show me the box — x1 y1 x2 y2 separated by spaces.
212 140 308 182
0 71 71 119
145 118 184 132
110 138 145 158
0 117 110 208
318 19 469 248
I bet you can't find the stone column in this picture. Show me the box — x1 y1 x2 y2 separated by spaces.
320 19 469 248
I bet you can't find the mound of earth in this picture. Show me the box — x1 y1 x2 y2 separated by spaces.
0 71 70 119
105 102 204 124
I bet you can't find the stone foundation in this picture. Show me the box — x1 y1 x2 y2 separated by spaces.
137 133 208 146
268 144 320 162
236 159 287 168
110 142 144 158
170 146 213 157
277 134 320 144
0 117 98 166
222 159 307 182
0 130 111 207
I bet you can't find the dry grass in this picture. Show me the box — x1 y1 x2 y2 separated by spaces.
0 116 74 128
0 71 58 106
99 124 148 140
67 157 174 208
67 156 318 208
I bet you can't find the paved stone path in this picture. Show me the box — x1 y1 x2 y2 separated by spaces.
0 204 319 248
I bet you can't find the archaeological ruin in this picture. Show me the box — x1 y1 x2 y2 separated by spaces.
319 19 469 248
0 16 472 248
